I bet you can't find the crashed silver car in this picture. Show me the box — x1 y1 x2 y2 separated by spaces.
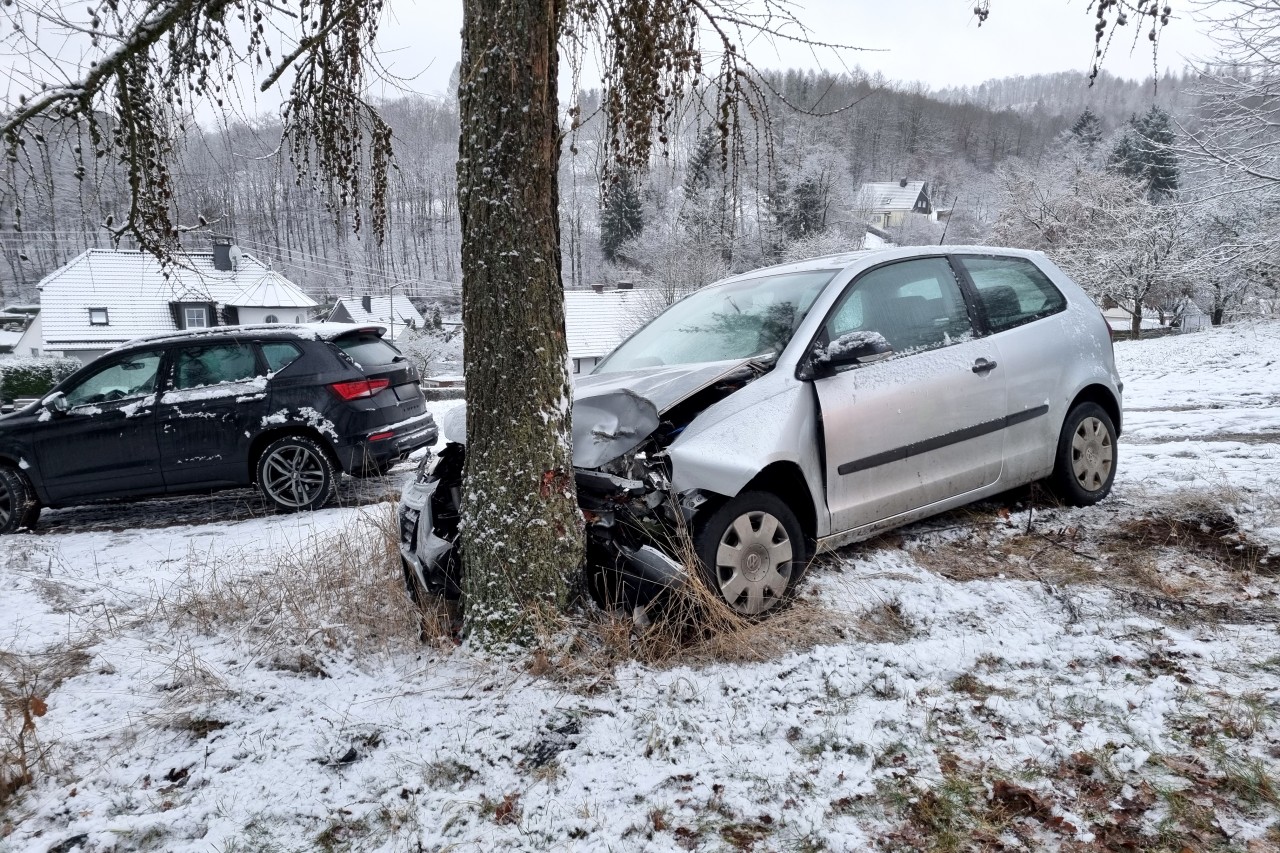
400 246 1122 616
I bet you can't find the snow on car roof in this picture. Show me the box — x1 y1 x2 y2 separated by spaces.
105 322 389 355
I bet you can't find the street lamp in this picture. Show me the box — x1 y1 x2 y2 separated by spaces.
388 281 404 342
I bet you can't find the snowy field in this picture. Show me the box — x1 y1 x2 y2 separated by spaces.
2 323 1279 852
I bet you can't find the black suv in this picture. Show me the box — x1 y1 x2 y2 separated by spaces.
0 324 437 532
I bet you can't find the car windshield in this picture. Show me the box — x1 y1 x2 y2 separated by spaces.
594 270 837 373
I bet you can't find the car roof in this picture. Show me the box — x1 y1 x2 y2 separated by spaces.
714 245 1047 286
105 322 389 356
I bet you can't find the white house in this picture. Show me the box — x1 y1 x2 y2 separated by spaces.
328 294 424 343
563 284 653 375
856 179 934 229
29 240 318 363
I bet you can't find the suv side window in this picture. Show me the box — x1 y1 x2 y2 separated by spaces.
260 341 303 374
63 350 163 407
173 342 263 390
825 258 974 356
955 255 1067 333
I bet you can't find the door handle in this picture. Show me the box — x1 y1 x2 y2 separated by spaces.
972 358 998 374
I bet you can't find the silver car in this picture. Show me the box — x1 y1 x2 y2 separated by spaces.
401 246 1122 616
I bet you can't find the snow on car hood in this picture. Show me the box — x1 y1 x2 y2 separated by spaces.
440 359 755 468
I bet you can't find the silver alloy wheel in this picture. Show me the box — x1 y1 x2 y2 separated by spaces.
1070 415 1114 492
261 443 328 508
714 510 794 615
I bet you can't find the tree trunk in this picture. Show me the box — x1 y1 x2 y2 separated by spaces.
1130 302 1143 341
456 0 582 645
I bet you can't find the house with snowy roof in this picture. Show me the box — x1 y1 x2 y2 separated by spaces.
856 179 934 229
327 294 424 343
563 283 653 375
27 238 319 363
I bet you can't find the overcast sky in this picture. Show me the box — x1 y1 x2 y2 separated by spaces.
361 0 1217 105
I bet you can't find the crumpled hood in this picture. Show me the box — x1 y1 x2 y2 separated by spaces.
440 359 755 469
571 359 755 467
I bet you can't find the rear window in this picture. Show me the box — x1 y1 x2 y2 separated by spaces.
955 255 1067 333
334 333 402 369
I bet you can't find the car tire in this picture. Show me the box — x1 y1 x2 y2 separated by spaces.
0 466 40 533
1049 402 1117 506
256 435 337 513
693 491 807 617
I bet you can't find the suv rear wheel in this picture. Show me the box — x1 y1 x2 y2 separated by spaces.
257 435 337 512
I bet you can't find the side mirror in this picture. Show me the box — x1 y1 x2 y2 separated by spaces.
803 331 894 379
42 392 69 415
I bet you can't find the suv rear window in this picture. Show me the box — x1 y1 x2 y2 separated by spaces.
334 333 402 369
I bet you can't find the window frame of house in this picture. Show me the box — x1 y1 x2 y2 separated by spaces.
184 306 210 329
88 307 110 326
263 314 279 324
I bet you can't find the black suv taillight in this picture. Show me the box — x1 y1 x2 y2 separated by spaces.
330 378 390 401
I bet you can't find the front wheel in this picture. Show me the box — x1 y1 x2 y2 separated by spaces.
693 491 807 617
1049 402 1117 506
256 435 337 512
0 467 40 533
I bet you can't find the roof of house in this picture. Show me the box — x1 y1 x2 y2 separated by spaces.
330 295 425 330
563 288 654 360
36 248 317 350
857 181 929 212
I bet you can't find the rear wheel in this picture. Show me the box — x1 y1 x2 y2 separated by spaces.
0 467 40 533
693 491 807 617
256 435 337 512
1049 402 1117 506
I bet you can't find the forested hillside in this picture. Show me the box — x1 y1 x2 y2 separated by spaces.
0 64 1242 317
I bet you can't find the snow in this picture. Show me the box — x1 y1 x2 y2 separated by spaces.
2 320 1278 851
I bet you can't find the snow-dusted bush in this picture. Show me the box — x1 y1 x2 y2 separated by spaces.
0 357 80 401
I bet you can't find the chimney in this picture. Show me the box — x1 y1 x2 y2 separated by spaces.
361 294 372 312
616 280 634 290
591 284 605 294
899 178 909 188
211 236 233 271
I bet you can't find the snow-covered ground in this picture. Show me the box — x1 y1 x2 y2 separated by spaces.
2 323 1278 852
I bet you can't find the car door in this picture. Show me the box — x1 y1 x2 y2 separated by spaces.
951 254 1070 483
155 340 269 488
814 256 1008 532
33 349 165 502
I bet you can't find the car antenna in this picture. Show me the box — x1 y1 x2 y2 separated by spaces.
938 194 959 246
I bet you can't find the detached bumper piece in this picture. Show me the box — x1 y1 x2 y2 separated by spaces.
399 445 463 600
397 443 691 612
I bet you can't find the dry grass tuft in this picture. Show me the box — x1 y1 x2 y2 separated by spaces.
0 644 92 806
157 504 425 664
539 529 839 684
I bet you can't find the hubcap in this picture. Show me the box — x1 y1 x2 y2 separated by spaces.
263 445 326 508
1071 416 1114 492
714 511 793 616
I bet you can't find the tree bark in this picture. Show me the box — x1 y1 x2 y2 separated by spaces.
456 0 582 645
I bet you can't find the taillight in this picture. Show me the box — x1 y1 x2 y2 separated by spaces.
330 378 390 400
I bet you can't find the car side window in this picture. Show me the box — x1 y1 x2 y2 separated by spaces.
955 256 1067 333
260 342 303 374
824 258 974 356
173 343 263 390
63 351 163 407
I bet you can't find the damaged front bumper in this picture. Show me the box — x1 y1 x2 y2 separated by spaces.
398 444 700 609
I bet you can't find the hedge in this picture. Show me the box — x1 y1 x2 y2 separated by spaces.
0 356 81 401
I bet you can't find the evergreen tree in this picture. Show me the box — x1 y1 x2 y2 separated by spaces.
1108 106 1179 199
1069 107 1103 151
599 171 644 264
